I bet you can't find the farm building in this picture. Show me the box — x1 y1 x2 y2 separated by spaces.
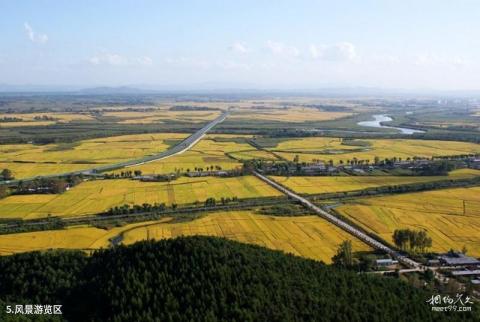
375 259 399 268
451 270 480 277
439 253 480 266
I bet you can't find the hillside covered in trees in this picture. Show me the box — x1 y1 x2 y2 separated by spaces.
0 237 476 321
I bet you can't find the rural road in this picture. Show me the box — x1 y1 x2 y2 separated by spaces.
253 171 422 269
1 110 230 185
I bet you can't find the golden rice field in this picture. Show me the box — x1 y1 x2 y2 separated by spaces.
94 101 233 111
120 212 371 263
336 187 480 256
228 149 279 161
0 219 170 255
0 133 188 179
0 163 93 180
265 137 480 164
0 176 281 219
116 135 255 174
104 109 221 124
230 107 352 123
0 211 371 263
270 169 480 194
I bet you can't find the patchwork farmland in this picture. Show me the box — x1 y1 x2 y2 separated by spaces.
0 133 188 179
270 169 480 195
112 135 257 174
0 176 281 219
0 211 371 263
1 96 479 280
258 137 480 164
336 187 480 257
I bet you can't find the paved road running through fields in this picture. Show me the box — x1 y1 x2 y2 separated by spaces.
0 110 230 185
253 171 422 269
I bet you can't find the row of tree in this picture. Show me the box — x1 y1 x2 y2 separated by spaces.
413 160 455 176
0 116 23 122
393 229 433 253
14 176 83 195
104 196 241 216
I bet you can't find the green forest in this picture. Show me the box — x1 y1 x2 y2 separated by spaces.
0 237 477 321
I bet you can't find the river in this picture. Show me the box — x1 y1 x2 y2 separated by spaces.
357 114 425 134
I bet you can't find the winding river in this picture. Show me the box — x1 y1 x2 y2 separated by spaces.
357 114 425 135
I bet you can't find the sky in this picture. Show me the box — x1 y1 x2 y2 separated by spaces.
1 0 480 90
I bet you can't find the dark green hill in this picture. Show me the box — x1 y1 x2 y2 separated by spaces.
0 237 476 321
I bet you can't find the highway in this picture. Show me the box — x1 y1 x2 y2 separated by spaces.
0 110 230 186
253 171 421 269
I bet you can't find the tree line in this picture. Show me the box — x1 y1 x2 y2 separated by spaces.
104 196 240 216
13 176 83 195
0 117 23 122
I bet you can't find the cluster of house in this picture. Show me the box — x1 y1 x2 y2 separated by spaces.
299 163 338 174
131 169 239 182
132 174 178 182
468 158 480 170
263 155 480 176
429 252 480 285
185 170 230 177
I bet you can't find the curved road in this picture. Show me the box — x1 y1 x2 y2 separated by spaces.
1 110 230 185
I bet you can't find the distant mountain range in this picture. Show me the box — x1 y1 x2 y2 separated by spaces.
78 86 153 95
0 83 479 97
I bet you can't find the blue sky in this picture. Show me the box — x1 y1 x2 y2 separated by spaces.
1 0 479 90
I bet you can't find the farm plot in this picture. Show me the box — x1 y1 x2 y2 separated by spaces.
230 107 353 123
0 176 281 219
115 135 257 174
120 211 371 263
0 162 93 180
228 149 279 161
270 169 480 195
0 212 370 262
0 112 94 128
259 137 480 164
0 133 188 179
336 187 480 256
103 109 221 124
0 219 170 255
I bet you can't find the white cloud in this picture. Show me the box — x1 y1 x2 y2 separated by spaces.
216 60 251 70
89 53 152 66
164 57 210 69
370 54 401 64
229 42 249 54
266 40 300 57
24 22 48 44
414 53 466 68
310 42 357 61
89 53 127 65
136 56 153 65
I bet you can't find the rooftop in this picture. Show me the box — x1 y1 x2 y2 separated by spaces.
452 270 480 276
439 253 480 266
